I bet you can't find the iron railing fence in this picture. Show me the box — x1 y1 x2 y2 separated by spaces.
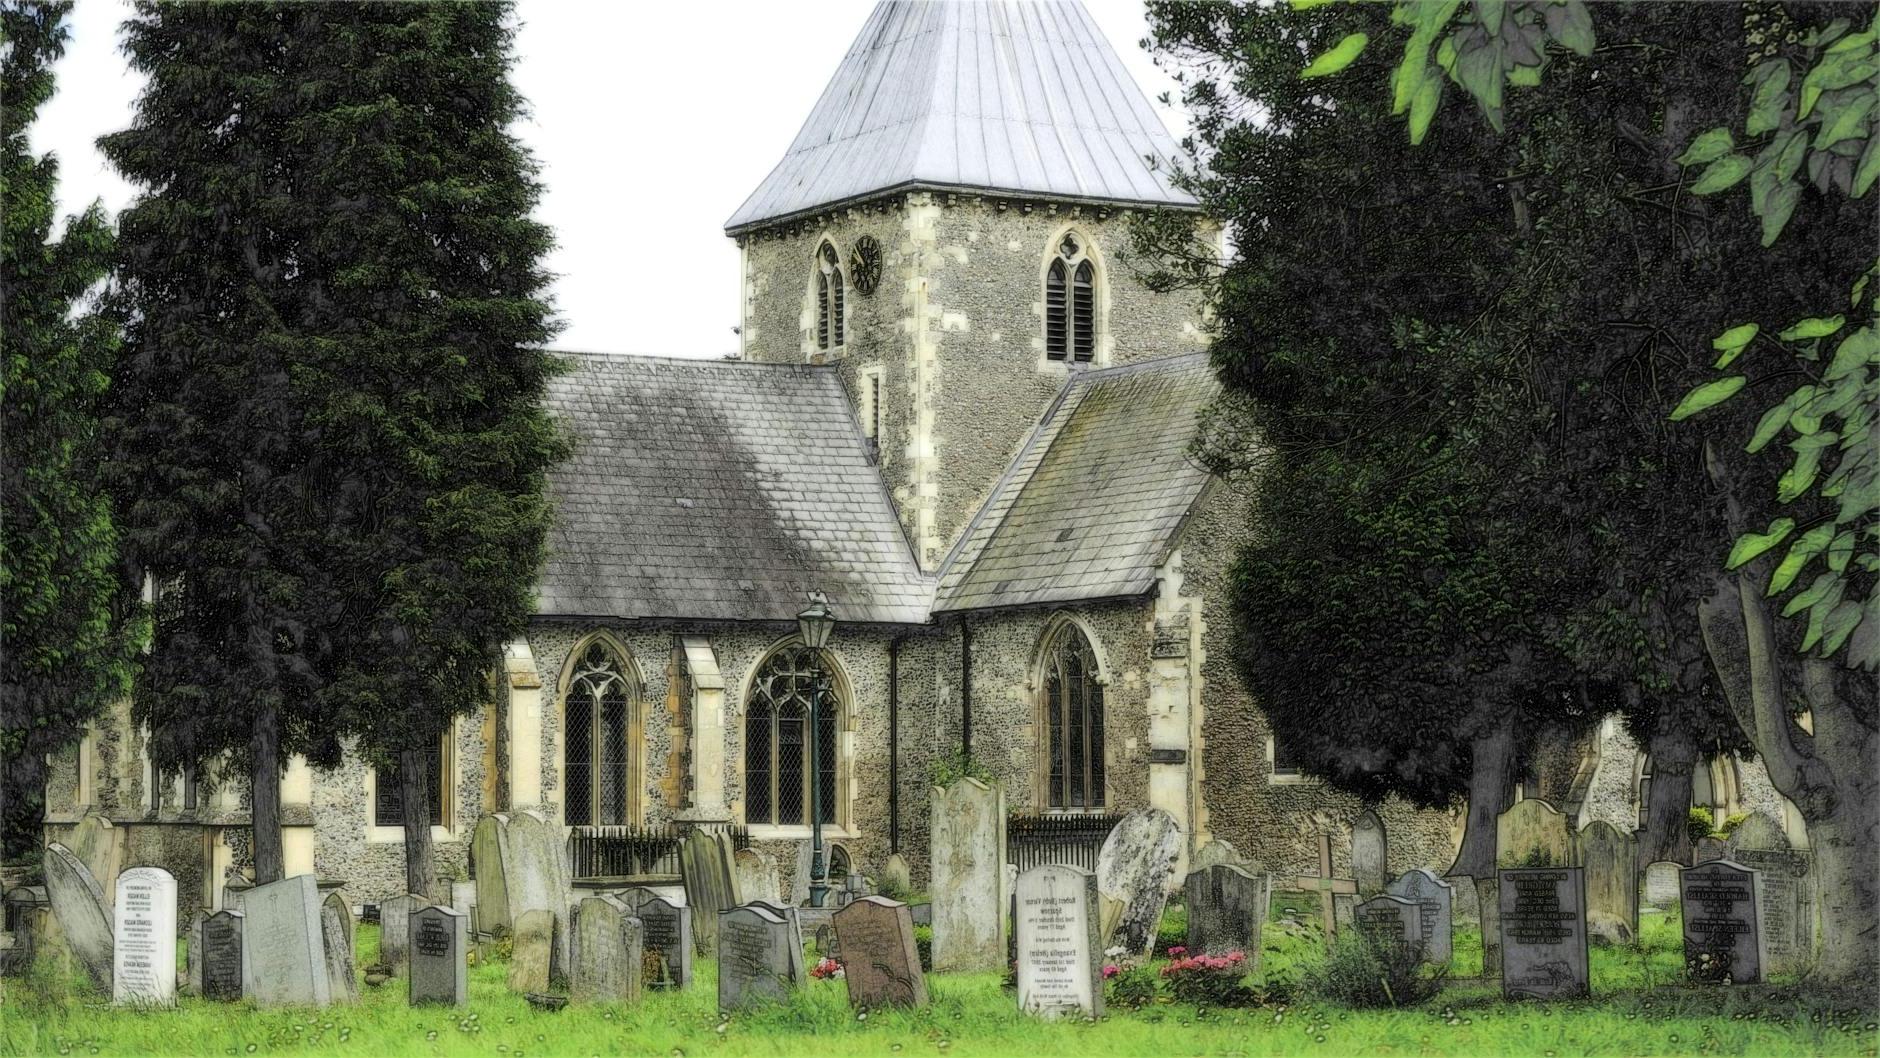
1005 811 1126 874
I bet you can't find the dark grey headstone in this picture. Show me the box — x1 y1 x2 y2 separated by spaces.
1384 868 1454 965
409 905 468 1006
1725 815 1812 976
1497 867 1589 1000
1680 860 1765 984
742 899 807 981
680 829 740 956
833 896 926 1009
201 910 245 1001
1184 864 1267 967
717 906 797 1010
621 888 692 989
1355 894 1421 951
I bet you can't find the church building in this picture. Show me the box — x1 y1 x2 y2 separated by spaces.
43 0 1801 909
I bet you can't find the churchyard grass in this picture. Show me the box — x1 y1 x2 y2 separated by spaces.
4 912 1873 1058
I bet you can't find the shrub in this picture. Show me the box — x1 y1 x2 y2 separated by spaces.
1302 935 1445 1009
1687 807 1716 844
913 925 932 971
1161 950 1254 1007
1106 964 1158 1008
929 747 994 788
1154 911 1188 957
1716 812 1749 840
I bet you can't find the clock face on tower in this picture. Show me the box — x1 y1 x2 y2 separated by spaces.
849 235 882 296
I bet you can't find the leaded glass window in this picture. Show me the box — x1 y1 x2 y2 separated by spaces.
564 639 636 826
1043 623 1104 809
745 644 839 827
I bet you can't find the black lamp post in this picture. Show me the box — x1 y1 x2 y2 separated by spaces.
797 591 836 908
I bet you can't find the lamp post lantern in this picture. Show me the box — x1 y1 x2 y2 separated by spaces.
797 591 836 908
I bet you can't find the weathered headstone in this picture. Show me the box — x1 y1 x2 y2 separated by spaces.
1693 836 1727 864
679 828 741 956
113 866 178 1006
929 778 1005 972
1287 833 1358 949
1642 861 1683 909
717 906 797 1010
621 888 692 989
743 899 807 981
1577 821 1638 945
470 813 514 934
320 892 358 1003
1191 838 1256 873
1351 811 1388 897
1185 864 1266 965
833 895 926 1009
1014 864 1102 1020
380 893 420 970
409 905 469 1006
1095 807 1182 961
242 874 330 1008
43 842 113 989
66 813 125 899
507 907 554 995
1497 799 1575 868
881 853 912 896
1498 867 1590 999
200 910 244 1001
1725 814 1813 976
1355 894 1421 952
1385 869 1455 966
186 912 205 994
450 880 476 917
1680 860 1765 984
571 895 644 1005
734 848 781 904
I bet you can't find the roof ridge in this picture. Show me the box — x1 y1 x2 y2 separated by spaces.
933 369 1083 583
552 350 836 372
1066 350 1211 379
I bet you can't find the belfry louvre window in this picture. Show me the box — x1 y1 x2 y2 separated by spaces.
1043 623 1105 809
745 643 839 827
817 241 846 350
374 737 445 827
564 640 637 826
1045 234 1096 363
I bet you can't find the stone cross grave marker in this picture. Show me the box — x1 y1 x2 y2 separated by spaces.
1498 867 1590 1000
571 895 644 1005
1680 860 1765 985
929 777 1005 972
717 905 798 1011
200 910 244 1001
1725 813 1812 976
379 893 420 971
1385 868 1454 966
409 905 469 1006
1355 894 1421 953
680 828 741 957
507 907 555 995
621 888 692 989
242 874 330 1008
743 899 807 981
470 813 513 934
1095 807 1182 961
1351 811 1388 897
320 892 358 1003
833 895 927 1009
1498 799 1575 868
1015 864 1103 1020
1288 833 1358 948
113 866 178 1006
44 842 114 989
1578 821 1638 945
1184 863 1267 967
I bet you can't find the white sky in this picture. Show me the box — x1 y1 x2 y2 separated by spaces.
38 0 1190 359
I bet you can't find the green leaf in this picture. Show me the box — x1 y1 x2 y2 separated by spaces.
1777 443 1825 501
1678 128 1736 166
1826 325 1880 380
1552 0 1594 56
1478 0 1506 36
1775 128 1809 183
1827 530 1857 573
1761 182 1802 245
1814 89 1876 150
1291 0 1339 9
1691 155 1753 194
1408 77 1442 145
1779 314 1847 340
1712 323 1759 367
1747 391 1800 452
1768 523 1835 593
1727 518 1796 569
1783 571 1838 617
1855 133 1880 197
1669 375 1747 420
1302 33 1370 78
1747 62 1792 136
1820 600 1865 656
1508 62 1542 87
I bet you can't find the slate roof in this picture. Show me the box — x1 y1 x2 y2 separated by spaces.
724 0 1199 234
538 353 931 625
934 354 1219 613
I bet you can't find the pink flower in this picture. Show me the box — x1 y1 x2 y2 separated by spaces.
1102 964 1120 979
1168 946 1187 957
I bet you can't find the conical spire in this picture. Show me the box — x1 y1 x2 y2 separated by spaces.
726 0 1197 233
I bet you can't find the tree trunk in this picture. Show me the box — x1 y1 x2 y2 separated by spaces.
401 741 437 901
1637 724 1697 868
1448 712 1519 977
250 705 285 883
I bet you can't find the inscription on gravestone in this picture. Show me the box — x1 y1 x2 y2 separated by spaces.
833 896 927 1009
1355 894 1421 952
717 907 796 1011
1015 864 1102 1020
1680 860 1765 985
113 867 178 1006
201 910 244 1001
242 874 330 1008
409 905 469 1007
622 889 692 989
1726 817 1811 976
1384 869 1454 966
1498 867 1590 1000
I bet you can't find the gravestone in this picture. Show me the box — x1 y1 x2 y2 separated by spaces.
1578 821 1638 945
507 907 554 994
1014 864 1102 1020
320 892 358 1003
380 893 420 970
1725 814 1813 976
470 813 514 934
1351 811 1388 897
929 778 1005 972
833 895 926 1009
571 895 644 1005
679 828 741 957
1385 869 1455 965
743 899 807 981
113 866 178 1006
1693 837 1727 864
621 888 692 989
409 905 468 1006
242 874 330 1008
1287 833 1358 949
1642 861 1684 909
200 910 244 1001
1184 864 1266 966
1192 838 1255 873
43 842 113 989
717 906 798 1010
734 848 782 904
1095 807 1182 961
67 813 125 899
1355 894 1421 952
186 913 205 994
1498 867 1590 999
1680 860 1765 984
881 854 912 896
1498 799 1575 868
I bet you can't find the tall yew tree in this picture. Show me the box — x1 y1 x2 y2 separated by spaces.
0 0 138 858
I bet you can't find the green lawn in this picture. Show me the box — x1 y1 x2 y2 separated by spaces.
2 904 1874 1058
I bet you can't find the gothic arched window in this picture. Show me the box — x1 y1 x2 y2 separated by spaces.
745 643 840 827
1045 234 1097 363
564 639 638 826
1041 621 1105 809
816 241 846 350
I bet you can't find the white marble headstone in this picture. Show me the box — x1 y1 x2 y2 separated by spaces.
1015 864 1103 1020
113 867 178 1006
241 875 330 1008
